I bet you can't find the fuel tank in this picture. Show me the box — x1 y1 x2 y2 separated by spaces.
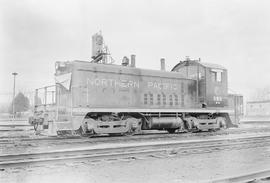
149 117 183 130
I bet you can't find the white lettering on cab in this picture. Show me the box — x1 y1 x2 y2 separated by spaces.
147 81 177 90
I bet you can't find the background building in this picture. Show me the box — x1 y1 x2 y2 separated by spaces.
246 100 270 116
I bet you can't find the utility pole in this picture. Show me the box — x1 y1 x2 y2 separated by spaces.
12 72 18 119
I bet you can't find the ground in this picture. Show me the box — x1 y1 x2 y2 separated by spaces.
1 121 270 183
1 146 270 183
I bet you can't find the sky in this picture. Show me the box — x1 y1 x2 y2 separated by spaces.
1 0 270 105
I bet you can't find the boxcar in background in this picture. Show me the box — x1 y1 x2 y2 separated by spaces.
227 94 243 124
242 100 270 122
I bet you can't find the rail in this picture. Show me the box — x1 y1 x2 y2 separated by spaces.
1 134 270 167
209 169 270 183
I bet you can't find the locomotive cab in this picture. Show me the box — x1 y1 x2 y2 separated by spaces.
171 58 228 109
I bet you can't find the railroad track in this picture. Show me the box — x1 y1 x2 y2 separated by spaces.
0 124 31 127
2 126 270 145
209 169 270 183
1 134 270 167
2 129 270 158
0 123 32 132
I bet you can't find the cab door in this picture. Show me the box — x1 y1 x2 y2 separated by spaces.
206 68 228 107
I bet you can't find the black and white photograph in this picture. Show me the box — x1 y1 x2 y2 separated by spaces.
1 0 270 182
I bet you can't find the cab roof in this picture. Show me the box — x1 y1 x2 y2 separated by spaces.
171 60 226 71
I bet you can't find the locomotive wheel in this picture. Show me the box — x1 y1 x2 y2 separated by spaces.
76 126 86 136
124 130 135 136
216 117 226 129
124 117 141 136
185 117 196 130
77 125 95 137
124 122 136 136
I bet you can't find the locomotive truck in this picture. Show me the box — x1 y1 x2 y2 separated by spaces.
29 33 243 136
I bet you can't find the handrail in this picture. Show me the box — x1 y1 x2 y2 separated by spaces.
35 85 57 106
36 85 56 90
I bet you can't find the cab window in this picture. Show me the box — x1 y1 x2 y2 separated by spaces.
211 70 222 82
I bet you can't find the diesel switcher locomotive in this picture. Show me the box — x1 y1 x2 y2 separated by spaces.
29 33 243 136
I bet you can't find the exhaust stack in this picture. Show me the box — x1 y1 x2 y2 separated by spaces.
160 58 166 71
131 54 136 67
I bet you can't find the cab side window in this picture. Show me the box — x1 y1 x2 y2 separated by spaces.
211 71 222 82
216 72 222 82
